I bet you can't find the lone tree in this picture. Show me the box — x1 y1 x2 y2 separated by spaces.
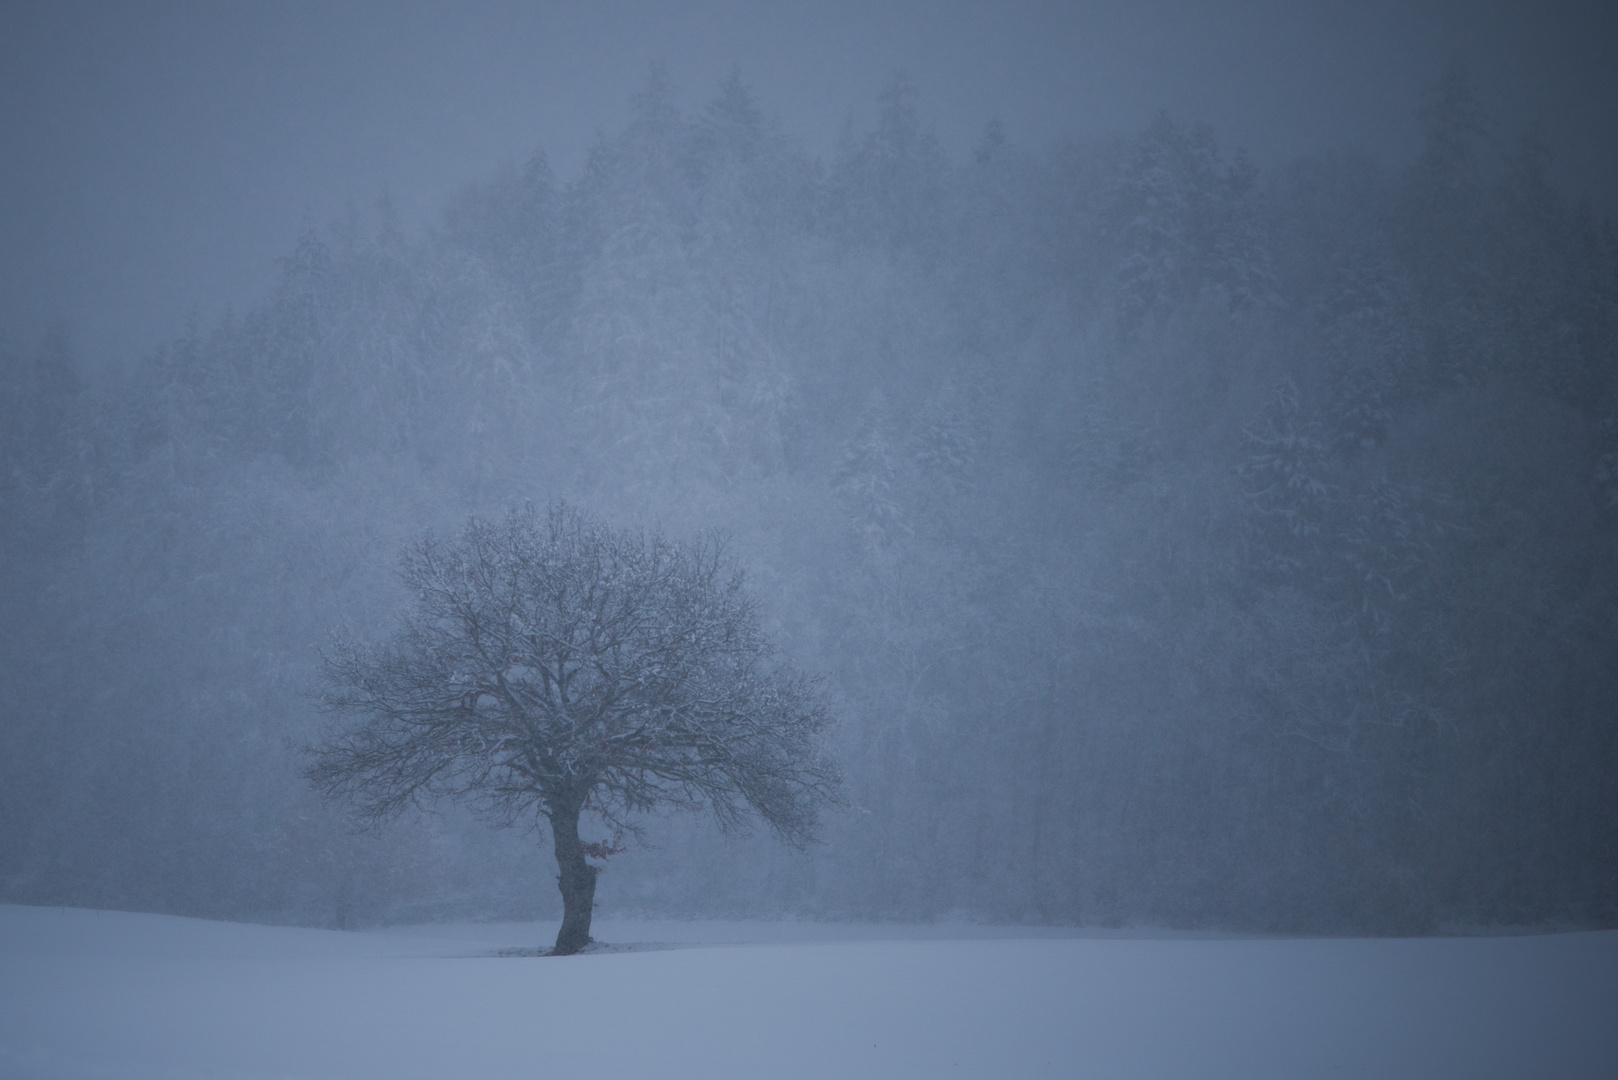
307 503 841 954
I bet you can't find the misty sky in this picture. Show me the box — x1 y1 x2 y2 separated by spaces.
3 0 1615 372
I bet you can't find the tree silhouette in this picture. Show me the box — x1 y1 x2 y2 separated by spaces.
308 502 841 953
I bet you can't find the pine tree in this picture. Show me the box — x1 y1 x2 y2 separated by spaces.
835 392 908 546
1238 377 1331 576
830 73 948 251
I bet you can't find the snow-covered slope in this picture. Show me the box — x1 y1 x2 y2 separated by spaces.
2 905 1614 1079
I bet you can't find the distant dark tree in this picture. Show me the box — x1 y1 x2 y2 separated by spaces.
1412 59 1486 217
830 72 948 249
1108 114 1274 330
1237 377 1331 577
693 68 767 168
442 149 566 337
308 503 841 954
834 392 907 548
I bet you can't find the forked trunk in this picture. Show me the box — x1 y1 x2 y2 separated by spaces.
549 797 597 956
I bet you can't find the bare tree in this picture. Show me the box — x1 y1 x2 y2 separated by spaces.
308 502 841 954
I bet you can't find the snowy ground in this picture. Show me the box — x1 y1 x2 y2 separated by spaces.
2 905 1614 1079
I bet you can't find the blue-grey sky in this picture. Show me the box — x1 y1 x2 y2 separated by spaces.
3 0 1614 371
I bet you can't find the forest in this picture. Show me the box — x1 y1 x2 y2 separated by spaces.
2 64 1615 935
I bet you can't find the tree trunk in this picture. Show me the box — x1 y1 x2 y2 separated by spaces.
548 797 598 956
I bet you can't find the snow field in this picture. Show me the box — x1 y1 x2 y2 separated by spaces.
2 905 1615 1079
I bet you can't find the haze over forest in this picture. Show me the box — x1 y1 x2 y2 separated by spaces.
3 2 1617 934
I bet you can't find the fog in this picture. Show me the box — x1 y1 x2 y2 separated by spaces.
3 1 1617 935
8 1 1617 371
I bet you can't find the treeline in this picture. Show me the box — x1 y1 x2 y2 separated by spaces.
2 65 1615 932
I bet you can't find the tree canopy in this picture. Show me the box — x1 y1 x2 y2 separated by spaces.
308 503 840 952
